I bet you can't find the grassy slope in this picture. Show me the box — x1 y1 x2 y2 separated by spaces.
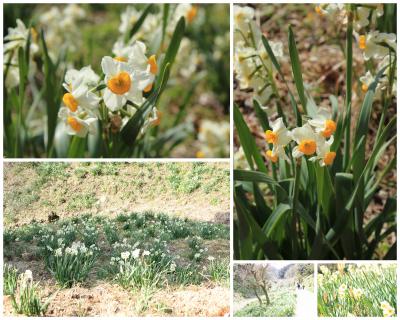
4 162 230 227
234 286 296 317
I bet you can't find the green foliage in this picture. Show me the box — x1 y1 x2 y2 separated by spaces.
45 242 97 288
234 11 396 260
318 264 397 317
10 273 48 316
4 264 18 295
207 259 230 286
235 288 296 317
66 193 97 210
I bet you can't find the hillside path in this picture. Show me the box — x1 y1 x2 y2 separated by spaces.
295 289 314 317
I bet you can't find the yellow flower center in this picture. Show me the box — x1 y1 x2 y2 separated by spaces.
196 150 205 158
265 130 277 144
114 56 128 62
266 150 278 163
143 83 153 93
315 6 323 15
361 83 369 92
67 116 82 132
62 93 78 112
323 151 336 166
298 139 317 155
148 55 158 75
359 35 366 50
187 6 198 23
322 120 337 138
107 72 131 95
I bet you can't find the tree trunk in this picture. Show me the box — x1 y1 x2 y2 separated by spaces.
253 287 263 305
260 285 270 305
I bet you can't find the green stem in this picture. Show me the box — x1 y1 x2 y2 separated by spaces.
291 163 301 258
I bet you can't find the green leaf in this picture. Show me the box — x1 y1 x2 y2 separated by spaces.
262 203 291 242
335 173 356 259
253 99 270 131
121 64 171 146
128 4 153 40
234 104 268 173
156 17 185 88
40 29 59 155
329 95 339 121
235 186 282 259
288 26 308 114
314 164 334 216
234 169 289 203
262 35 301 125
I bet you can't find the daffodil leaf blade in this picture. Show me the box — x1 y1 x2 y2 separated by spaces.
335 172 357 259
288 26 308 114
128 4 153 40
253 99 270 131
156 16 185 88
234 104 268 173
120 64 171 147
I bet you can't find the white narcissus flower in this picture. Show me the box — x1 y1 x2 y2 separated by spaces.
131 248 141 259
118 6 140 34
63 66 100 91
174 4 198 24
112 40 157 92
234 45 257 89
62 78 100 115
4 19 39 53
101 56 152 111
354 6 371 30
291 124 324 158
265 118 292 147
265 146 289 163
380 301 395 317
58 107 97 138
309 137 336 166
121 251 130 260
358 31 396 60
314 4 344 16
233 5 255 35
359 71 374 92
308 108 337 138
142 250 150 256
24 270 33 282
55 248 63 257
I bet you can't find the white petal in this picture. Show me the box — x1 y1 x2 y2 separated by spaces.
103 88 126 111
127 86 144 105
101 56 117 76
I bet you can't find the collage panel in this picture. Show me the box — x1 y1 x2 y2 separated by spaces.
3 162 230 316
1 1 399 319
317 262 397 317
233 262 316 317
3 3 230 158
233 3 397 260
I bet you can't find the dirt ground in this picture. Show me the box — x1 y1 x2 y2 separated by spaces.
3 281 230 317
